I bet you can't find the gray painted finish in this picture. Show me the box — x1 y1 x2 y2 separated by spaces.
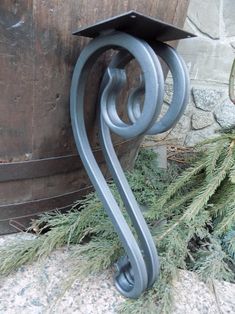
70 14 190 298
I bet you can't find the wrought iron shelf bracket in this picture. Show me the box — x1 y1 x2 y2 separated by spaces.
70 11 194 299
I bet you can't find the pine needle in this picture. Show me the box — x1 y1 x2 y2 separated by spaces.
0 130 235 313
215 201 235 235
224 232 235 260
193 239 234 284
209 178 234 217
196 133 235 147
184 147 234 222
0 237 44 275
230 164 235 183
70 237 122 277
153 160 206 214
205 141 227 178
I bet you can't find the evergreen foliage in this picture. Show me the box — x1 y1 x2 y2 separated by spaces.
0 129 235 313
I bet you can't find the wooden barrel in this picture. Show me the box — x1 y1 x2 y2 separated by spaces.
0 0 189 234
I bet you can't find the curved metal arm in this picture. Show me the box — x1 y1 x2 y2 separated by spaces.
70 31 189 298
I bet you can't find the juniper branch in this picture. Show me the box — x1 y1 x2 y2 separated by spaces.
230 164 235 183
184 148 234 222
193 239 234 283
153 160 206 213
205 141 227 178
214 201 235 235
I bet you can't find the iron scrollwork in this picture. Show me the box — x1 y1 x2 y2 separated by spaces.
70 30 189 298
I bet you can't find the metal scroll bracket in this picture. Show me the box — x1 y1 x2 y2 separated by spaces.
70 11 195 299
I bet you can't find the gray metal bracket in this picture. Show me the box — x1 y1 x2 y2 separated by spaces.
70 11 192 299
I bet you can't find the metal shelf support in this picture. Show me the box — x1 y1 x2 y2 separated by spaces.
70 11 193 299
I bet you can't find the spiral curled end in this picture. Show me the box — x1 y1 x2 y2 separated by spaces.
114 256 135 297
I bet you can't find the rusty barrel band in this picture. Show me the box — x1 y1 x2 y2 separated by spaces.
0 139 138 183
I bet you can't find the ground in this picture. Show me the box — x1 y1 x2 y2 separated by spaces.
0 233 235 314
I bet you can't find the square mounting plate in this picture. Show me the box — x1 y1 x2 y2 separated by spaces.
73 10 195 42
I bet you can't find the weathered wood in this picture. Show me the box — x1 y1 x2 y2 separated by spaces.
0 0 189 234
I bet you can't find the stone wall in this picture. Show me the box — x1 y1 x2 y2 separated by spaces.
161 0 235 146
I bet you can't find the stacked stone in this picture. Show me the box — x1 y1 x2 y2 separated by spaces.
162 0 235 146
